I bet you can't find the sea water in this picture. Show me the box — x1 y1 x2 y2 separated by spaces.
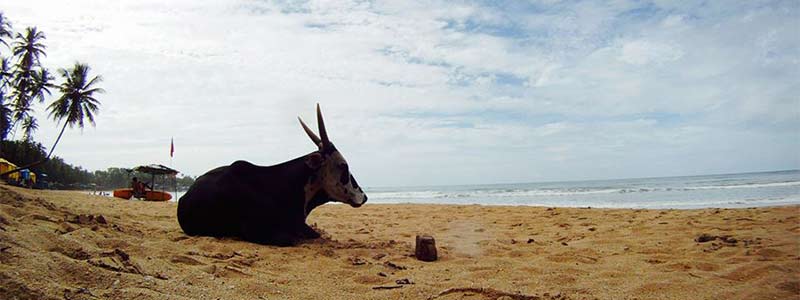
97 170 800 209
364 170 800 209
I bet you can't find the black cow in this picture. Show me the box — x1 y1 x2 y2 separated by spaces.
177 104 367 246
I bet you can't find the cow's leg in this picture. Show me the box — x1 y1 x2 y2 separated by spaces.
245 229 297 247
297 223 320 239
265 232 298 247
242 222 298 247
293 209 320 239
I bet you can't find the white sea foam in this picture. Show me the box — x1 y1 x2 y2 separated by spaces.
365 171 800 209
682 181 800 190
368 180 800 201
369 188 625 199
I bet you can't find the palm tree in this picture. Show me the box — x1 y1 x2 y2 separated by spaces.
11 27 46 72
0 91 9 142
21 68 54 141
0 12 11 48
20 114 36 141
46 62 103 159
0 12 13 145
9 27 47 131
0 57 10 88
0 57 11 141
30 68 52 103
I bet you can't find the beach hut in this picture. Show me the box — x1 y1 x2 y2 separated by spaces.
0 158 20 183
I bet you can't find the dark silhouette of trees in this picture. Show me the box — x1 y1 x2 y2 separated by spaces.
9 27 49 137
0 11 103 181
0 12 13 143
20 115 37 141
1 140 92 189
0 12 12 47
91 168 195 191
2 139 195 190
1 19 54 153
0 58 11 141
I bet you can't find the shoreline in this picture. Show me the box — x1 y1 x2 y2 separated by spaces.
86 189 800 210
2 185 798 299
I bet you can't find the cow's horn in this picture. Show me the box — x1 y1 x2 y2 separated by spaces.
298 117 321 147
316 103 329 144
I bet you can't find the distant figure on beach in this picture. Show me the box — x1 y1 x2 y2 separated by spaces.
20 169 33 188
131 177 151 198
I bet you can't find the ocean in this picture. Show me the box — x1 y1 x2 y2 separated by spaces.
364 170 800 209
101 170 800 209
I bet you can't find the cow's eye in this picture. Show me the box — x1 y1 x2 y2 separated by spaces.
337 163 350 185
339 170 350 185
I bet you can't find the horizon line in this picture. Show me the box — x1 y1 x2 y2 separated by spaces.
364 169 800 190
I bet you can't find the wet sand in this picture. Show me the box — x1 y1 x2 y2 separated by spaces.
0 184 798 299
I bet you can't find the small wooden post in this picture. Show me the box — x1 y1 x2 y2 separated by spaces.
415 235 438 262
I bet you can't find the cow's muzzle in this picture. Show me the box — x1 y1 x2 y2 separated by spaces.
349 195 367 207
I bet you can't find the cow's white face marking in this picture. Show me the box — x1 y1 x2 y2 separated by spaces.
318 151 367 207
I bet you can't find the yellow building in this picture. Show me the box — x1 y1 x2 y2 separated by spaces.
0 158 20 182
0 158 35 186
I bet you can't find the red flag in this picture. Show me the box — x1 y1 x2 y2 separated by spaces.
170 138 174 157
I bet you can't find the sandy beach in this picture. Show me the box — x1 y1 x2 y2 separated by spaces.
0 184 798 300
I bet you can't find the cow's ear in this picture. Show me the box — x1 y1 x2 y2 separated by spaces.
305 152 324 169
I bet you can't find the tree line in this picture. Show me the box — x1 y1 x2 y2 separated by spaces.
2 140 195 190
0 11 195 191
93 168 196 192
0 11 103 177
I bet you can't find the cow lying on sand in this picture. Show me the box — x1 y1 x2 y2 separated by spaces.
177 104 367 246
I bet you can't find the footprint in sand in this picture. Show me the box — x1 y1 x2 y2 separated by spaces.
171 235 191 242
721 264 785 282
352 274 388 285
217 264 251 277
170 254 204 266
635 282 680 294
50 246 91 260
546 252 599 264
546 274 577 285
754 248 785 261
776 281 800 295
692 262 720 272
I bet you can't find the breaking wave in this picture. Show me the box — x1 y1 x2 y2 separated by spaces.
369 180 800 200
365 171 800 209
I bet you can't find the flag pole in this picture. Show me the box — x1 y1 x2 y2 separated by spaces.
170 137 177 201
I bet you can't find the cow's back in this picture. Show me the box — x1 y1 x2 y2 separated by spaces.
176 159 315 244
177 166 242 237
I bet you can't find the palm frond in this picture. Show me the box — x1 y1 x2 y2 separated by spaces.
21 115 37 141
11 27 47 71
48 62 102 131
0 57 11 89
0 12 12 47
30 67 53 102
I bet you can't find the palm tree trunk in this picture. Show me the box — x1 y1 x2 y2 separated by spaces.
0 157 43 177
46 121 68 160
0 121 67 177
8 118 19 140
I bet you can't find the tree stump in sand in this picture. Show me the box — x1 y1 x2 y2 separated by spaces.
415 235 438 262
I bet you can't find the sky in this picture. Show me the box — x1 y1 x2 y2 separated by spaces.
2 0 798 187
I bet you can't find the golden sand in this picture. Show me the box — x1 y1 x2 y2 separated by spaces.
0 184 798 299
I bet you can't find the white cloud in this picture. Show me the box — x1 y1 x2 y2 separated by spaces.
2 0 797 186
618 40 684 65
